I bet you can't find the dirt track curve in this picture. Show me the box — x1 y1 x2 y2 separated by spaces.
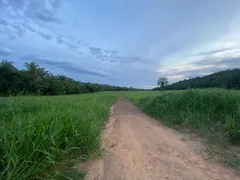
84 98 239 180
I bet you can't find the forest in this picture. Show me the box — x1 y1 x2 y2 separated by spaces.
153 69 240 90
0 60 137 96
1 59 240 96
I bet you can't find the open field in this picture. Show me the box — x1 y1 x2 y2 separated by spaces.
0 89 240 179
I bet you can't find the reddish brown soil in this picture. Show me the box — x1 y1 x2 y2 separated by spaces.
84 99 239 180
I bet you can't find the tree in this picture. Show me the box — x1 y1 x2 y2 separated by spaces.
157 77 168 87
153 69 240 90
0 60 16 72
0 60 20 95
0 60 139 96
24 62 46 93
24 62 39 78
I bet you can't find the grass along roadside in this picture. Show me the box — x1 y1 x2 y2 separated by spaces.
1 89 239 179
123 89 240 170
0 92 117 180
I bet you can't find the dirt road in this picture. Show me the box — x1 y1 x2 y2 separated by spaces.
84 98 238 180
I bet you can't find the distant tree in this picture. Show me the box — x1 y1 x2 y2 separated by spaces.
0 60 16 72
0 60 139 96
157 77 168 87
153 69 240 90
24 62 40 78
0 60 20 95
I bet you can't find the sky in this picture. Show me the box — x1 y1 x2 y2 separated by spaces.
0 0 240 89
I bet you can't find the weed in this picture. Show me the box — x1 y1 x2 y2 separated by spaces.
0 92 117 180
124 89 240 170
124 89 240 144
227 157 240 172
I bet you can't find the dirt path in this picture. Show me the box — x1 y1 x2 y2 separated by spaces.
84 98 239 180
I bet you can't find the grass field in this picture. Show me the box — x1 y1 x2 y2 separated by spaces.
0 92 117 180
123 89 240 170
0 89 240 179
124 89 240 144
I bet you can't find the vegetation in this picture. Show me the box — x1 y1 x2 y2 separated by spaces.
1 59 240 178
153 69 240 90
0 60 138 96
157 77 168 87
124 89 240 144
124 89 240 169
0 93 118 179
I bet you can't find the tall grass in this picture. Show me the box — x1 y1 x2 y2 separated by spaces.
124 89 240 144
1 89 239 178
0 93 117 179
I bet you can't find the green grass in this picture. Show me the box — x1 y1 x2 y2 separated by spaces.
0 92 117 180
1 89 240 179
123 89 240 169
124 89 240 143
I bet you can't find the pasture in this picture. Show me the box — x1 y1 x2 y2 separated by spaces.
0 89 239 179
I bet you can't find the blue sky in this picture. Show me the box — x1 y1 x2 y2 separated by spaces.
0 0 240 88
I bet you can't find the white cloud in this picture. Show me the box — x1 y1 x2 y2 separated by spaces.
1 0 240 87
0 47 12 56
141 85 156 89
155 21 240 82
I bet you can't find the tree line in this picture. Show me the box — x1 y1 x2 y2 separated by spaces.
154 69 240 90
0 60 138 96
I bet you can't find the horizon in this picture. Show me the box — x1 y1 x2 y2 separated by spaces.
2 59 239 89
1 0 240 89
